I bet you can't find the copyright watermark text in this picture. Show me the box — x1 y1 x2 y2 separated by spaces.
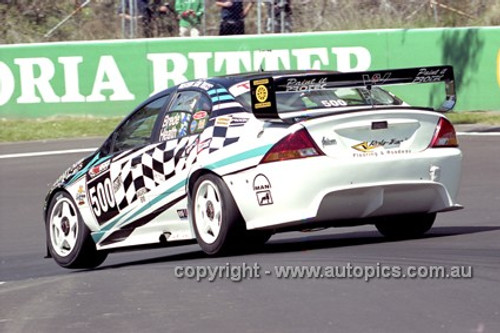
173 262 473 282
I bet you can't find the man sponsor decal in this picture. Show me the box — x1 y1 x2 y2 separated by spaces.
253 174 273 206
257 191 273 206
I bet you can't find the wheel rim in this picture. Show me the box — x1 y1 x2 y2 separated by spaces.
49 197 79 257
194 180 223 244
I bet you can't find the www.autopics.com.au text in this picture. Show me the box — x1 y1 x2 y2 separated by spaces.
174 262 473 282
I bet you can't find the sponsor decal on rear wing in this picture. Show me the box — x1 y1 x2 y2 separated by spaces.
250 66 456 120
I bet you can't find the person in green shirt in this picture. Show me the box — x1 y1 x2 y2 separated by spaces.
175 0 204 37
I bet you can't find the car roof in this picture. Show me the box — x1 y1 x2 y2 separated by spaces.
145 70 339 106
206 69 338 87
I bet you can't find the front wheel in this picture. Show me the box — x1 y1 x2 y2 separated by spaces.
46 191 107 269
375 213 436 239
190 174 245 255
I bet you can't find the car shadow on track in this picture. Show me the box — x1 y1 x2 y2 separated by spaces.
256 226 500 254
89 225 500 271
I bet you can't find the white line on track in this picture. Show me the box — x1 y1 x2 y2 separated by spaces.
457 132 500 136
0 132 498 159
0 148 97 160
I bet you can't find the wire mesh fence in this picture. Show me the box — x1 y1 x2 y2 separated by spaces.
1 0 498 43
110 0 500 37
116 0 498 38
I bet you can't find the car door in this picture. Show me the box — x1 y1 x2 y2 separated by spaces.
148 89 213 219
86 94 170 227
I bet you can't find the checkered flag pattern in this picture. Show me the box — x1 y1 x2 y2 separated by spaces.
112 111 248 210
200 116 242 154
113 137 200 210
114 140 174 209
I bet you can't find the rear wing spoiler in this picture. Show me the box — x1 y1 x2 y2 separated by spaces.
250 66 456 120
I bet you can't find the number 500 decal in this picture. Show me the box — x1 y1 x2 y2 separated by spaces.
321 99 347 107
89 177 116 217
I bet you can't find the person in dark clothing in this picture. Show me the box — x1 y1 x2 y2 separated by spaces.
118 0 153 38
266 0 292 33
215 0 253 35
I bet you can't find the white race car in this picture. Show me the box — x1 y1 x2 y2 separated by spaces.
44 66 462 268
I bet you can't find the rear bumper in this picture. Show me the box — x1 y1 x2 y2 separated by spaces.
223 148 462 230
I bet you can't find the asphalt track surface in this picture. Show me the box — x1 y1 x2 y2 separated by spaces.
1 135 499 333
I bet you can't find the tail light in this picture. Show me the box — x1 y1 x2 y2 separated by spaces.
261 128 324 164
429 117 459 148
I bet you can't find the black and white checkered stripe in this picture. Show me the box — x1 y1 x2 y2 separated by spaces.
201 113 248 153
112 110 248 209
113 137 198 210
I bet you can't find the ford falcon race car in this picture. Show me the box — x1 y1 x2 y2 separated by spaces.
44 66 462 269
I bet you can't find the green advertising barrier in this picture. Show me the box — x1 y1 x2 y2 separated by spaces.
0 26 499 118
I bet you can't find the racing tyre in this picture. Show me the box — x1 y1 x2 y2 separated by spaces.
191 174 245 255
46 191 107 269
375 213 436 239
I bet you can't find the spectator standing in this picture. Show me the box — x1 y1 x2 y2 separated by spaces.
215 0 253 35
266 0 292 33
175 0 204 37
151 1 178 37
118 0 153 38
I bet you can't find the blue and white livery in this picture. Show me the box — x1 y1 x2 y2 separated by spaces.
44 66 462 268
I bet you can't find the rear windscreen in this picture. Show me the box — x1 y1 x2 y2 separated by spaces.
233 85 403 113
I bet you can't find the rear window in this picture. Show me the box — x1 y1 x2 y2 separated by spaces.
232 84 402 113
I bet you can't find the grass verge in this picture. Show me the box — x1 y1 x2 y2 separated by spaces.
1 112 498 143
445 111 500 125
0 117 122 142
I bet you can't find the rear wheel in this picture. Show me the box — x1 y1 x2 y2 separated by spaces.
46 191 107 269
375 213 436 239
190 174 245 255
